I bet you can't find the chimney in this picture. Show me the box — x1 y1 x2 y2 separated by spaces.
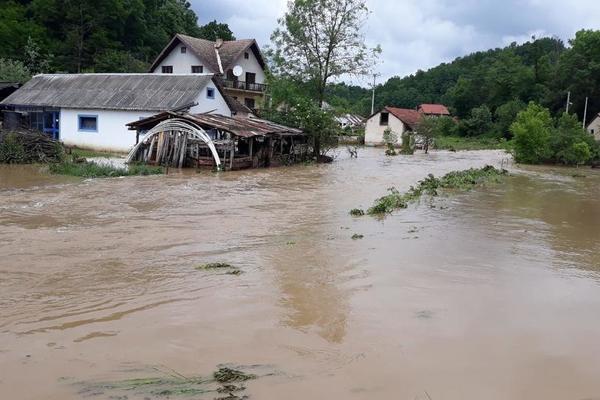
215 38 224 49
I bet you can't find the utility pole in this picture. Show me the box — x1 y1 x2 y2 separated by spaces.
566 91 572 114
371 73 379 115
582 97 589 129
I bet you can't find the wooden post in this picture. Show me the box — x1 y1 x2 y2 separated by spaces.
249 138 253 158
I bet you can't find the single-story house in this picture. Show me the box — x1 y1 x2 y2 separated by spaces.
365 106 422 146
586 113 600 141
0 73 237 152
417 103 451 117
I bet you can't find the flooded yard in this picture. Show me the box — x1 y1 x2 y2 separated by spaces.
1 148 600 400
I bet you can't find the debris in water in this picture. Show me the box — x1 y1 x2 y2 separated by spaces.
196 263 234 270
213 367 257 384
349 208 365 217
351 234 364 240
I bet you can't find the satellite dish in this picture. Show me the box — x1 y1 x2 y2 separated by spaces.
233 65 243 77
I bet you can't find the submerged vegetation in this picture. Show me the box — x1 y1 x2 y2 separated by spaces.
80 365 259 400
196 263 242 275
363 166 508 216
49 161 163 178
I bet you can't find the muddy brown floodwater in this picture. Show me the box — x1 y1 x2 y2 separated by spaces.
1 148 600 400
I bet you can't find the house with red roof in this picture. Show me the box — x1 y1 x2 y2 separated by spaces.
365 106 422 146
365 103 451 146
418 103 451 117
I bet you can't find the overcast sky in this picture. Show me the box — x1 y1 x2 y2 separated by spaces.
192 0 600 86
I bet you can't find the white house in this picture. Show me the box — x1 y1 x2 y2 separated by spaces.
365 107 422 146
586 113 600 141
149 34 268 112
1 73 233 152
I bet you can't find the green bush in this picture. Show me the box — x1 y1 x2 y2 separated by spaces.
510 102 553 164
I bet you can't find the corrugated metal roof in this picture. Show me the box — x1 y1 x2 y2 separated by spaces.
128 111 304 138
0 74 216 111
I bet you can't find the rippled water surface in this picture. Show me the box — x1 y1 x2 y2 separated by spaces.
1 149 600 400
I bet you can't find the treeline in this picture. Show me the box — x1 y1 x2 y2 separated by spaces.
326 30 600 131
0 0 234 75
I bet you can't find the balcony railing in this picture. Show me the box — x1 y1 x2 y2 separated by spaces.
223 80 267 93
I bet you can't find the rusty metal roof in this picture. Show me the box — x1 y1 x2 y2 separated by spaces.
0 74 217 111
128 111 303 138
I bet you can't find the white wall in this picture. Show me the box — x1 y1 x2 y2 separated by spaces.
60 109 155 153
365 112 406 146
587 116 600 141
190 84 232 116
232 50 266 84
58 84 232 152
151 46 215 74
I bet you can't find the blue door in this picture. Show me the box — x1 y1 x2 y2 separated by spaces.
43 111 60 140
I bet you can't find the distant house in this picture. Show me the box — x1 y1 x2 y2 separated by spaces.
0 74 233 152
417 103 451 117
335 114 365 130
586 113 600 141
365 107 422 146
150 34 267 112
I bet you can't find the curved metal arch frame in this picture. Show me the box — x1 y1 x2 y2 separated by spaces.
126 118 222 169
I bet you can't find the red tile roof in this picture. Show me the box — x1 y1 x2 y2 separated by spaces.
386 107 423 129
418 104 450 115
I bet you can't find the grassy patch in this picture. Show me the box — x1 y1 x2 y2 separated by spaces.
49 161 163 178
69 147 124 159
435 136 511 151
364 166 508 216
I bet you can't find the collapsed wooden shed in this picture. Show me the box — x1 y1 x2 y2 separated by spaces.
126 112 308 170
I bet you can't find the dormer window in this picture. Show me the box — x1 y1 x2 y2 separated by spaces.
181 46 187 54
244 52 249 59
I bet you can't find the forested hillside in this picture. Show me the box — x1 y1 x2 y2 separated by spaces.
326 31 600 123
0 0 233 73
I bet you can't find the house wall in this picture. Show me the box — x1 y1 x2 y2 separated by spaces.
231 51 266 84
151 46 215 74
189 84 232 116
587 116 600 141
59 83 232 152
364 112 406 146
60 109 155 152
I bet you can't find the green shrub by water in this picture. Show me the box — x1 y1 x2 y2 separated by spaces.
364 166 507 216
49 161 163 178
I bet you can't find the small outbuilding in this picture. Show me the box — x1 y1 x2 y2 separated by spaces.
0 74 233 152
126 111 308 170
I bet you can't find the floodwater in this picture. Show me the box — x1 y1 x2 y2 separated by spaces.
1 148 600 400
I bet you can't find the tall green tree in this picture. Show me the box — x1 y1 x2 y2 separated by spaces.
510 102 553 164
198 20 235 41
271 0 380 155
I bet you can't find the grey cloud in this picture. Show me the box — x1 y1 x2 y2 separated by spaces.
190 0 600 84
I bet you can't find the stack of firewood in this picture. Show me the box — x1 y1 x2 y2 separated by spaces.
0 129 65 164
